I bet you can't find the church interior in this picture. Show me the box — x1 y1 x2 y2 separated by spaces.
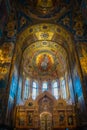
0 0 87 130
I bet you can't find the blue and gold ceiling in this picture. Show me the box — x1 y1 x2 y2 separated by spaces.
0 0 87 41
15 0 87 41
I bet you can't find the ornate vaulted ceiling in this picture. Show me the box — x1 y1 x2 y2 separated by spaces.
15 0 87 41
17 23 73 80
22 41 67 79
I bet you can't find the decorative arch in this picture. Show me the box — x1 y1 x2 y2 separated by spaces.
15 23 75 80
16 24 74 55
57 98 67 107
36 91 57 104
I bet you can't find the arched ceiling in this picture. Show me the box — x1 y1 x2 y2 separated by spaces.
16 23 74 80
22 41 67 80
15 0 87 40
17 24 73 51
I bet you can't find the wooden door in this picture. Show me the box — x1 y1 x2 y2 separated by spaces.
40 112 52 130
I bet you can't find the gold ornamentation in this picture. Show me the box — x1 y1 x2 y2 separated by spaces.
0 67 8 75
6 21 16 30
37 0 53 14
73 15 84 36
80 46 87 74
7 31 15 38
0 43 14 78
17 24 73 52
20 17 27 27
62 16 70 26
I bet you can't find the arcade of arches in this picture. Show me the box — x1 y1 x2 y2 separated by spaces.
0 0 87 130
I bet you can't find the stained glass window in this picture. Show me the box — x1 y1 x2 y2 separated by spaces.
61 78 66 99
52 81 58 99
42 82 48 92
32 81 38 100
24 78 29 100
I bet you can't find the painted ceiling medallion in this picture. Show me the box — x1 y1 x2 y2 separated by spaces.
22 40 67 79
33 51 55 75
36 0 54 14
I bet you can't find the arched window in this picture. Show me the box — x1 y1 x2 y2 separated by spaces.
32 81 38 100
52 81 58 99
42 81 48 92
24 78 29 100
61 78 66 99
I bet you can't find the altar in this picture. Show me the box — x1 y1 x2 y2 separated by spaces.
14 92 76 130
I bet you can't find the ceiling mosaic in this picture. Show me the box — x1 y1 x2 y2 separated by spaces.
22 41 67 79
15 0 87 41
17 23 73 51
18 0 71 20
16 23 74 80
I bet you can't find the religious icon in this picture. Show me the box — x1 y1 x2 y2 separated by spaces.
59 114 64 122
36 0 53 14
19 117 25 126
18 112 26 126
59 112 65 125
28 102 33 106
36 52 53 74
28 112 33 126
41 54 49 70
68 116 73 125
